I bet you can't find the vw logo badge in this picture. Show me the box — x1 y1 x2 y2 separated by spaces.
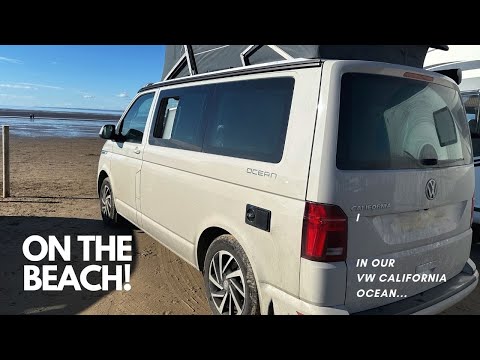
425 179 437 200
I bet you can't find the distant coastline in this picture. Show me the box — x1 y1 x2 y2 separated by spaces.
0 107 121 121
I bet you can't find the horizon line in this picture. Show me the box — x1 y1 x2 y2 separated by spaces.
0 104 124 113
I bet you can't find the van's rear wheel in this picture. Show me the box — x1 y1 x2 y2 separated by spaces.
100 177 120 226
203 234 259 315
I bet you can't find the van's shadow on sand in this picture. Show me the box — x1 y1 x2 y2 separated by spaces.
0 216 136 315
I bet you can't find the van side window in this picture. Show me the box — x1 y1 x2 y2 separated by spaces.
203 77 295 163
151 86 209 151
119 92 154 144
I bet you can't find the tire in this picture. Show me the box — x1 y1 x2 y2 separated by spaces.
99 177 120 226
203 234 260 315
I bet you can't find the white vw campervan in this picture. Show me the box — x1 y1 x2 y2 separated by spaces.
97 45 478 315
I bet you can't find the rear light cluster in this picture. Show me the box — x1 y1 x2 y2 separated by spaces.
301 202 348 262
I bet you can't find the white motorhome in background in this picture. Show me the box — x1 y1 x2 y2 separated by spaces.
425 46 480 229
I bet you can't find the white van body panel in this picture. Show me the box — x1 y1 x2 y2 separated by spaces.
140 68 322 297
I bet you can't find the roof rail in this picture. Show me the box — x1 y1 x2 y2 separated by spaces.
143 58 321 92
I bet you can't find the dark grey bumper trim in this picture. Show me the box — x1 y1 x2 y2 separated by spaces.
353 265 477 315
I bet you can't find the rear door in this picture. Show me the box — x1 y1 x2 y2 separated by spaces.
308 61 474 313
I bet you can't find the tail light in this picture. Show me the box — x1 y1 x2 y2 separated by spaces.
471 195 475 227
301 202 347 262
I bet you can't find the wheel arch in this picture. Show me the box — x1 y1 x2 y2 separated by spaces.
196 226 230 272
195 222 268 314
97 170 110 197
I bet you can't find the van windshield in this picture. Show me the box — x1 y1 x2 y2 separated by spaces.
337 73 472 170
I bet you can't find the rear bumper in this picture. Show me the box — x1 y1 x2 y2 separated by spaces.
262 259 478 315
412 271 478 315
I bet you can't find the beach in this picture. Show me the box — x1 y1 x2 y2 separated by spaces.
0 127 478 314
0 107 120 121
0 134 210 315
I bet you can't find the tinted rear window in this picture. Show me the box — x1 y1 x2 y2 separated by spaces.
337 73 472 170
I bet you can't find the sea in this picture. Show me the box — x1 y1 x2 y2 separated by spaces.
0 106 123 138
1 105 124 116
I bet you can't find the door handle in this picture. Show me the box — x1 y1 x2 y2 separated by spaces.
133 147 141 155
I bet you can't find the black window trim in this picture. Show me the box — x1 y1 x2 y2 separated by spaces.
152 96 180 138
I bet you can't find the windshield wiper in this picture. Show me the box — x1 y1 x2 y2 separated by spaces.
420 158 438 166
404 151 438 166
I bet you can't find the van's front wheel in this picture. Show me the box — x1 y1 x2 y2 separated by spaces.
203 235 259 315
100 177 120 226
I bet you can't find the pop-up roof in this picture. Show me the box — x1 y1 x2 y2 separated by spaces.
162 45 448 80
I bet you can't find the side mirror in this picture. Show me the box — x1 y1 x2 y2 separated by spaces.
99 124 116 140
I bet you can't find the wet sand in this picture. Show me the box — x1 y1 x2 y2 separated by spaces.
0 117 113 138
0 108 120 121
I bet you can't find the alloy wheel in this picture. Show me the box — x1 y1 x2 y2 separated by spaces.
208 250 246 315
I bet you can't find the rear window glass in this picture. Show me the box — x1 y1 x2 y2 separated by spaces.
337 73 472 170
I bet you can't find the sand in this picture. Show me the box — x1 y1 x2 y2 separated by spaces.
0 136 210 315
0 135 478 315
